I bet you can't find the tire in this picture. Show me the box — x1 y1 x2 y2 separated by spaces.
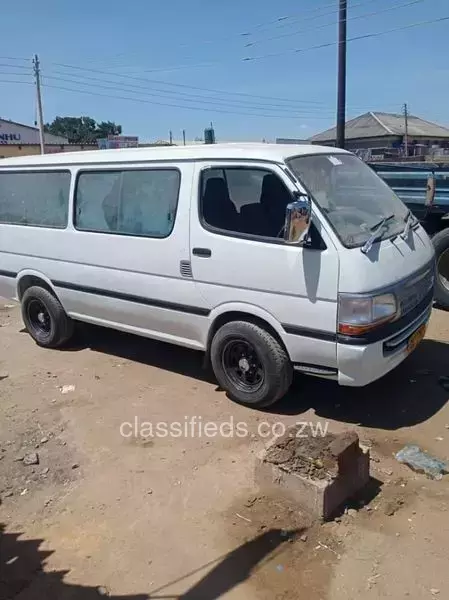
432 229 449 309
21 286 74 348
210 321 292 408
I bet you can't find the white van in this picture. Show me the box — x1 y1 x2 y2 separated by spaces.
0 144 435 407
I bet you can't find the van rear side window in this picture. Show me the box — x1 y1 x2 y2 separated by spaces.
0 170 70 228
75 169 180 238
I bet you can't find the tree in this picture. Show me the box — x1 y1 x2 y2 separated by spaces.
44 116 122 144
96 121 122 139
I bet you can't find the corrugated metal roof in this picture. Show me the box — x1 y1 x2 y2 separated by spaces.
310 112 449 142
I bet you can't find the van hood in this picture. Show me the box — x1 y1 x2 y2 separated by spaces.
338 224 435 294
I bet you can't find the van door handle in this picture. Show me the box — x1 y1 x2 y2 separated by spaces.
192 247 212 258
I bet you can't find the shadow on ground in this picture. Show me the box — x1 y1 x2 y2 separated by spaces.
0 523 298 599
66 324 449 431
275 338 449 429
148 528 301 599
0 524 147 600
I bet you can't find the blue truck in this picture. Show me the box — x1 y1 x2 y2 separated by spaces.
369 162 449 308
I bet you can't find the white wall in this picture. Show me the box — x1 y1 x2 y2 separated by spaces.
0 120 68 145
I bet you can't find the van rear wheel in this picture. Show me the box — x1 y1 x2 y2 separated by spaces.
21 286 74 348
210 321 292 408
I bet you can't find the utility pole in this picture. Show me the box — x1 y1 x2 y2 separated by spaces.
32 54 45 155
182 129 186 146
169 130 173 145
336 0 347 149
403 102 409 157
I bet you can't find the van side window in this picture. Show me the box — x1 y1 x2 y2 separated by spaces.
0 171 70 228
200 168 292 239
75 169 180 238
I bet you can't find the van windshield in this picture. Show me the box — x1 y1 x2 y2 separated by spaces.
287 153 408 248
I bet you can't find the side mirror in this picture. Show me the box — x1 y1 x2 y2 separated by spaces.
284 195 311 245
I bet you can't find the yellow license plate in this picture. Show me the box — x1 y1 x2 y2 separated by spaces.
407 324 427 354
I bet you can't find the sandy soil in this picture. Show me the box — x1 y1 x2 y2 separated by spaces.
1 299 449 599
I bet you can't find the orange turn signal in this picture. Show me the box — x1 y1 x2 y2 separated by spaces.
338 315 396 336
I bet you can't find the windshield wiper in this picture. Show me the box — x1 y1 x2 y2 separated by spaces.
361 214 395 254
401 209 418 240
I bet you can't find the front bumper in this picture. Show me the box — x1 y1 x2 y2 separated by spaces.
337 301 432 386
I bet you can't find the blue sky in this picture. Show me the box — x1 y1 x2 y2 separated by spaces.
1 0 448 142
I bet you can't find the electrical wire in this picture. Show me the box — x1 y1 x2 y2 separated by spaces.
45 69 324 108
85 0 378 73
41 73 339 114
54 12 448 76
39 82 336 120
49 13 449 106
0 71 32 78
245 0 426 47
0 57 30 62
42 69 398 114
0 78 395 123
3 76 335 119
82 0 354 65
0 63 32 70
44 62 390 110
243 14 449 62
0 80 33 86
48 62 332 105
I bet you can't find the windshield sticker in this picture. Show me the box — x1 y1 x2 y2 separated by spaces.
327 156 343 166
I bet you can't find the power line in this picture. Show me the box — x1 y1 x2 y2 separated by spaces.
49 14 449 89
115 60 218 76
235 0 350 36
245 0 426 48
39 82 336 120
0 80 33 86
0 71 33 77
0 78 399 124
81 0 351 65
45 69 317 108
88 0 376 74
43 68 398 114
56 12 449 76
0 56 29 62
178 0 353 42
41 73 339 114
48 62 333 105
0 63 32 70
45 62 393 110
244 14 449 62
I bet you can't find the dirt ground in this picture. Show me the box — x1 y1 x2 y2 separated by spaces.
1 299 449 600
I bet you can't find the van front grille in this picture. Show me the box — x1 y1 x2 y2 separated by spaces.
397 263 434 316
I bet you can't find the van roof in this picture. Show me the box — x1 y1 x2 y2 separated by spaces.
0 142 348 168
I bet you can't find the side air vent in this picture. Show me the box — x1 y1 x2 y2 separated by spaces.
180 260 193 278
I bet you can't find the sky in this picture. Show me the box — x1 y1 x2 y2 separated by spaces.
1 0 449 142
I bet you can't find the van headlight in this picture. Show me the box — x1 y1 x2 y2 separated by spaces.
338 293 398 335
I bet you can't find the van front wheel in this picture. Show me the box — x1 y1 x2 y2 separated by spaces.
210 321 292 408
21 286 74 348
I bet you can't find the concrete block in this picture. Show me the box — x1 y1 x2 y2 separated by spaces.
254 428 370 520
